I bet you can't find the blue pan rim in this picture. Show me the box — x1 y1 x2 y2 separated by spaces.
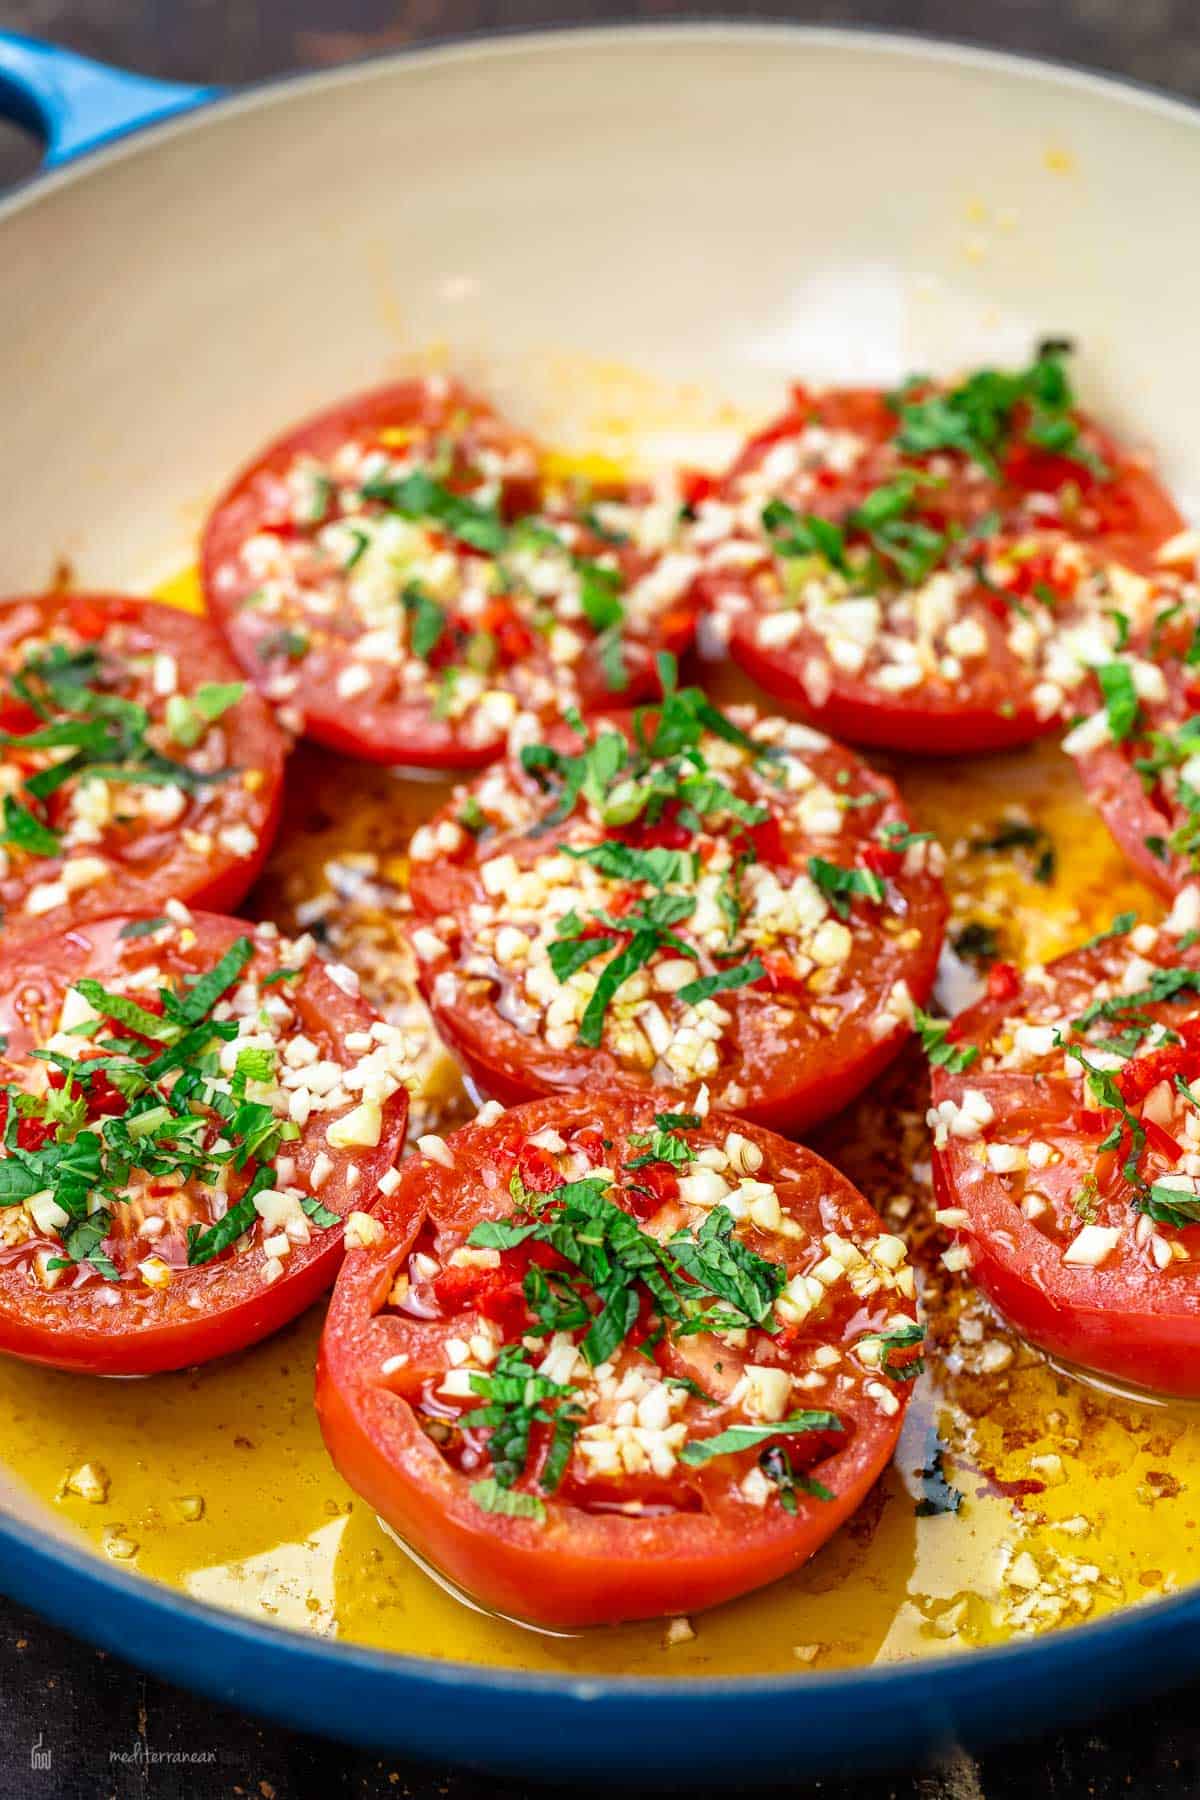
0 11 1198 1731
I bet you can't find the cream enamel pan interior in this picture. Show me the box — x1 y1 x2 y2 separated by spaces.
4 23 1200 1774
2 23 1200 603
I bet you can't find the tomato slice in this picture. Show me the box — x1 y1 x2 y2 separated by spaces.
316 1091 920 1628
406 684 946 1133
696 364 1184 754
201 378 696 768
1069 644 1200 897
0 909 410 1374
0 594 287 949
929 891 1200 1394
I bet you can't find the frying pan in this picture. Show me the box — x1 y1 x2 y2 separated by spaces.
1 22 1199 1779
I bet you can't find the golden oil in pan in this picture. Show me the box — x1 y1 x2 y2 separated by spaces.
2 668 1198 1680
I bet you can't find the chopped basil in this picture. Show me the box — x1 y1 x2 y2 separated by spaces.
676 957 765 1007
915 1430 964 1518
563 842 695 889
807 856 886 919
1 795 60 856
680 1411 842 1466
164 681 245 750
892 344 1101 478
469 1479 545 1521
1080 911 1137 951
872 1319 926 1381
361 468 508 554
118 917 168 941
401 584 447 662
1096 662 1140 744
913 1006 979 1073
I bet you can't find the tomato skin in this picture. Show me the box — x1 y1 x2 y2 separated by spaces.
408 710 946 1134
0 594 288 948
316 1093 915 1629
0 913 409 1376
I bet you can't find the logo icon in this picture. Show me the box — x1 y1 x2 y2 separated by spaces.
30 1733 51 1772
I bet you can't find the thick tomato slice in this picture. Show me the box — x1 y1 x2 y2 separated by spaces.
0 594 287 949
316 1092 921 1628
696 363 1184 754
406 686 947 1134
201 378 696 768
0 909 409 1374
1069 641 1200 896
929 889 1200 1395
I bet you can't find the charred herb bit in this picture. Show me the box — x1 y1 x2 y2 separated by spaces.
971 815 1056 885
951 921 1001 964
915 1430 964 1518
912 1007 979 1074
758 1444 835 1512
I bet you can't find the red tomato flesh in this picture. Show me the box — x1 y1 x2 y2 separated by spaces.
0 594 287 949
930 898 1200 1395
406 695 946 1133
0 910 409 1374
316 1092 920 1628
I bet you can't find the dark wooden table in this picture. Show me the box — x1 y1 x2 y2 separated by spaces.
3 1 1200 1794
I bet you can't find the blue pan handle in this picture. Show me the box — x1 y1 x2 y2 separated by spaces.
0 30 216 167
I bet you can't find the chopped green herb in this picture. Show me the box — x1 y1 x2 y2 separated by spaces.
808 856 886 920
164 681 245 750
677 958 765 1007
679 1411 842 1466
912 1006 979 1073
1096 662 1140 744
